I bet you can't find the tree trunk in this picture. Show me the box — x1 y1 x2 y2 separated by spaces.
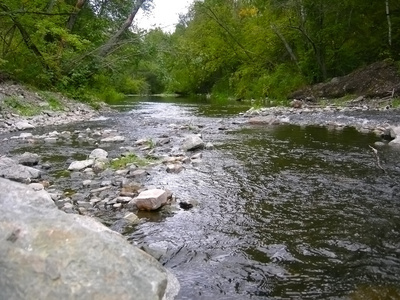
386 0 392 46
66 0 87 31
271 24 299 65
97 0 145 57
0 3 49 69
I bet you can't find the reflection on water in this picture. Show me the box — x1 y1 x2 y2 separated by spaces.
2 96 400 299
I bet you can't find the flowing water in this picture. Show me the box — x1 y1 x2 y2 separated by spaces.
3 96 400 299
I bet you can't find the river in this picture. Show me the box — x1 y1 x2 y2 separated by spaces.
3 96 400 299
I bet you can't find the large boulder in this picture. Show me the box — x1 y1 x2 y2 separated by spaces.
0 178 169 300
0 157 41 182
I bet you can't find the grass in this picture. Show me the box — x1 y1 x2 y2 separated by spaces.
3 96 41 116
391 97 400 108
38 91 63 110
110 154 157 169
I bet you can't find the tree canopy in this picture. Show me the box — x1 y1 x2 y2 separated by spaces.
0 0 399 102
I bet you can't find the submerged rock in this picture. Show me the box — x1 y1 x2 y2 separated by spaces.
0 178 169 300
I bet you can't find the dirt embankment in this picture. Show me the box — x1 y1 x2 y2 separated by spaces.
0 82 109 133
290 61 400 101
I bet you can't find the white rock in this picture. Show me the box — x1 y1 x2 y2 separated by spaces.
101 136 125 143
68 159 94 171
136 189 168 211
89 148 108 160
15 121 35 130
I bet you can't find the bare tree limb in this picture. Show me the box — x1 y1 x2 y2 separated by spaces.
369 145 386 173
97 0 145 57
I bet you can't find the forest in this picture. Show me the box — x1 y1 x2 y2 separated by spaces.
0 0 399 104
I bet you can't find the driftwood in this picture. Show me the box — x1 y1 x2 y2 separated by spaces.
369 145 386 173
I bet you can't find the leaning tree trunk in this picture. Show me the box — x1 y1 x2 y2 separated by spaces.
0 3 49 70
97 0 145 57
66 0 87 31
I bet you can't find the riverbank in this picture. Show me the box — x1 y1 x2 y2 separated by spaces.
0 82 111 134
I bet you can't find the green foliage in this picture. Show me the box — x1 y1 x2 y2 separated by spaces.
38 91 63 110
3 96 41 116
110 154 155 170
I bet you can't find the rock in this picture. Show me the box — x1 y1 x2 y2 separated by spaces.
129 169 148 180
89 148 108 160
92 160 106 173
28 182 45 191
0 178 168 300
101 136 125 143
248 115 280 125
388 127 400 145
123 212 140 224
0 157 41 183
68 159 94 171
191 153 202 160
291 99 303 108
166 163 183 174
182 135 205 151
17 152 40 166
205 142 214 150
15 121 35 130
19 132 33 139
136 189 168 211
144 241 170 260
382 127 396 141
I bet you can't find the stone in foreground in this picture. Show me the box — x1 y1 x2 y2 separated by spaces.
136 189 168 211
0 178 168 300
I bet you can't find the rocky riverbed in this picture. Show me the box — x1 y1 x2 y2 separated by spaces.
2 84 400 299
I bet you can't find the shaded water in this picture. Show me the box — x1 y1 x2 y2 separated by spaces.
3 96 400 299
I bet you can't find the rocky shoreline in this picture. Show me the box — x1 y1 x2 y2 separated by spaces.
242 103 400 145
0 83 109 134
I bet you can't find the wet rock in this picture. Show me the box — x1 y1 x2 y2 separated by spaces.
124 212 140 224
0 157 41 183
101 135 125 143
144 241 170 260
15 121 35 130
388 127 400 145
19 132 33 139
166 163 183 174
89 148 108 160
291 99 303 108
129 169 148 180
191 153 202 160
92 160 106 173
182 135 205 151
68 159 94 171
248 115 280 125
205 142 214 150
136 189 168 211
0 178 168 300
17 152 40 166
382 127 396 141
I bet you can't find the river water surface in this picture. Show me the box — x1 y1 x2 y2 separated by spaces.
4 96 400 299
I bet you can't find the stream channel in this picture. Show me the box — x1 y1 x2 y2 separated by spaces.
3 96 400 299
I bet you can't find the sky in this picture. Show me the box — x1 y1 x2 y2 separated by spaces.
135 0 194 33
